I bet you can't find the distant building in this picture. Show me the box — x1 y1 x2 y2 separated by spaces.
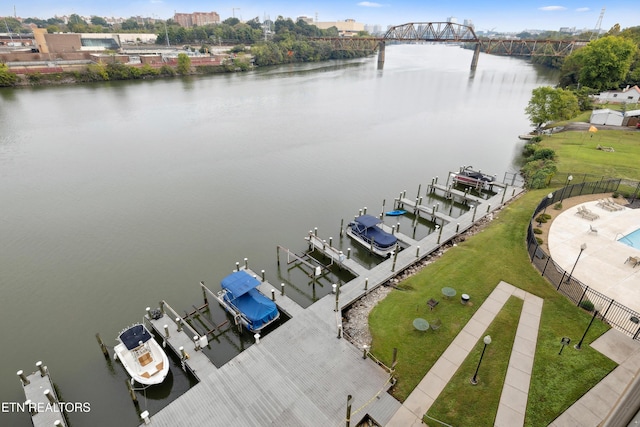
594 85 640 104
463 19 474 30
296 16 314 24
314 19 364 37
174 11 220 27
446 16 457 24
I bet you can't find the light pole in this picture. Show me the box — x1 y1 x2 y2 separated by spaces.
566 243 587 283
542 192 554 215
470 335 491 385
560 175 573 202
575 303 603 350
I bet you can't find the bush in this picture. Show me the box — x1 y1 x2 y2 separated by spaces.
535 215 548 224
554 202 563 210
612 191 620 198
541 213 552 220
533 228 543 234
580 300 595 312
536 237 543 244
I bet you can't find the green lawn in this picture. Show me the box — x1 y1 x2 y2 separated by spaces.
540 129 640 180
369 190 617 426
426 297 523 426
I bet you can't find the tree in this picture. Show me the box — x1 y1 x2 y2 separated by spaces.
176 53 191 74
91 16 109 27
576 36 637 90
525 86 580 129
0 64 18 87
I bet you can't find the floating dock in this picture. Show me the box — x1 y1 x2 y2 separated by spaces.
18 362 67 427
137 178 524 426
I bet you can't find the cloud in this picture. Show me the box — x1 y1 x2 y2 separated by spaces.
357 2 383 7
576 7 590 12
539 6 568 11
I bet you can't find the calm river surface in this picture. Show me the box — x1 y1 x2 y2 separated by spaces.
0 44 558 426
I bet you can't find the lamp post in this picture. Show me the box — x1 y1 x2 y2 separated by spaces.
575 303 603 350
470 335 491 385
542 192 554 215
560 175 573 202
566 243 587 283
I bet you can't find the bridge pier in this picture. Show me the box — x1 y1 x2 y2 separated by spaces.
470 43 480 70
377 41 385 69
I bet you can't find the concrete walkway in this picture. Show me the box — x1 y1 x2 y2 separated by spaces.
387 281 543 426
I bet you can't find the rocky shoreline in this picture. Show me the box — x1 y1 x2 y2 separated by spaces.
341 207 505 348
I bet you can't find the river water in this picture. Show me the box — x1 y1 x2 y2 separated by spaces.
0 44 558 426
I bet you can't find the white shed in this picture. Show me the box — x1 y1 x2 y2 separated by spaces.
590 109 624 126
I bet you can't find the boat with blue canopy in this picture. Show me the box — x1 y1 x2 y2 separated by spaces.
346 214 398 257
216 270 280 333
114 323 169 386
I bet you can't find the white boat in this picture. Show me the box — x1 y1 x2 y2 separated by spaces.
114 323 169 385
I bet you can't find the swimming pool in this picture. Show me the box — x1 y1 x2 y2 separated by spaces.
618 228 640 248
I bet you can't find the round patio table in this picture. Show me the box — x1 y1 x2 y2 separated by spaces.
413 318 430 331
442 287 457 299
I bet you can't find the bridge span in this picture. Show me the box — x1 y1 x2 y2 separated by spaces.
314 22 589 70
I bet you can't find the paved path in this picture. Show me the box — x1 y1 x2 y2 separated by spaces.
387 281 543 426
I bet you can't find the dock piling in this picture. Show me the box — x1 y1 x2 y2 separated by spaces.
96 333 109 358
340 219 344 237
363 206 367 215
347 248 351 259
126 380 138 403
281 283 285 296
36 361 47 377
364 278 368 292
17 370 30 385
271 289 276 301
236 262 240 272
346 394 353 427
140 410 151 425
244 258 248 269
24 399 36 415
164 324 170 339
416 246 420 258
176 317 183 332
44 389 56 405
254 333 260 344
261 269 265 282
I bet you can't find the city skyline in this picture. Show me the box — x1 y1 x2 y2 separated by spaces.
5 1 638 33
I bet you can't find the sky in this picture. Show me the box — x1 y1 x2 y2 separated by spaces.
5 1 639 33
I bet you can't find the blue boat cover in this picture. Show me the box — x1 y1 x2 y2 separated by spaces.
351 215 398 249
221 271 279 331
221 270 260 298
354 214 382 228
119 324 152 350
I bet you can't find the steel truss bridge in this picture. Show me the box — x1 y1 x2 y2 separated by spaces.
314 22 589 69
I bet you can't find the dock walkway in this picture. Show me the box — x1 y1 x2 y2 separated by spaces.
19 362 67 427
142 183 524 426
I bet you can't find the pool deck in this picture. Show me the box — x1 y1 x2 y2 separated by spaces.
548 199 640 313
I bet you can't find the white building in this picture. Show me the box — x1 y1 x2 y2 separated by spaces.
594 85 640 104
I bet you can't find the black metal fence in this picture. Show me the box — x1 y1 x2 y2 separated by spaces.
527 177 640 340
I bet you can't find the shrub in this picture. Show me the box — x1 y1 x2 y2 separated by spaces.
580 300 595 312
535 215 548 224
533 228 543 234
535 237 543 244
541 213 552 220
612 191 620 198
554 202 563 210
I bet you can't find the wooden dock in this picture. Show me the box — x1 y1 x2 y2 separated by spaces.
140 181 524 426
18 362 67 427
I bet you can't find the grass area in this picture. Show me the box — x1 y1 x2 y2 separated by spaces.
369 189 616 425
539 130 640 179
426 297 523 426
